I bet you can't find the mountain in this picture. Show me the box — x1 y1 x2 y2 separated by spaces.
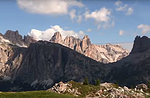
106 36 150 87
0 40 110 91
50 32 129 63
1 30 129 63
131 36 150 54
2 30 36 47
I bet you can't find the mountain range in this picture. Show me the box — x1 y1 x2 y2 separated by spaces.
0 30 149 91
0 30 129 63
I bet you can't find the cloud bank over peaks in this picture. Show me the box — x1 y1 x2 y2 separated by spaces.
17 0 84 15
28 25 85 41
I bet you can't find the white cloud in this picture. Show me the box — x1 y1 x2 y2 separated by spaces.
115 1 133 16
17 0 84 15
69 9 76 20
87 28 92 32
84 8 113 29
126 8 134 15
119 30 124 36
85 8 111 23
137 24 150 34
115 1 122 6
28 25 85 41
116 4 128 11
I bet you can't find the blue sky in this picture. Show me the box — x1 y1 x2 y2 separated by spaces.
0 0 150 44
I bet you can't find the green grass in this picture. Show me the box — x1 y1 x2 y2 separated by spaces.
0 91 77 98
69 81 100 97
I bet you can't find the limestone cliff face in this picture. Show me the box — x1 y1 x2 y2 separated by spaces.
80 35 91 52
50 32 129 63
64 36 81 49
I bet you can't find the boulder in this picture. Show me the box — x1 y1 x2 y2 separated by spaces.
136 83 148 91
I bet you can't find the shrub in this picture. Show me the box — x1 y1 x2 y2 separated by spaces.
83 77 89 85
95 79 100 86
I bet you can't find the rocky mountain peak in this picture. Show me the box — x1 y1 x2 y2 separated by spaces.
81 35 91 52
23 35 36 46
50 32 63 44
48 33 128 63
131 36 150 54
1 30 36 47
4 30 23 45
64 36 81 49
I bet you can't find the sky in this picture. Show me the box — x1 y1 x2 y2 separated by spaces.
0 0 150 46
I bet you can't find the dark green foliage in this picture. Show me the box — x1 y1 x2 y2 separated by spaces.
147 81 150 89
95 79 100 86
146 81 150 92
69 81 100 97
112 83 119 88
83 77 89 85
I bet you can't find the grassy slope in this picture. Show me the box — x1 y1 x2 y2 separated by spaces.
0 81 100 98
0 91 77 98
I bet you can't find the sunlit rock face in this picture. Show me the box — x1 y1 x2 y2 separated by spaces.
50 32 129 63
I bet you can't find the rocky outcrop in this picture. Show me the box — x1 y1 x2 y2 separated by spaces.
131 36 150 54
49 81 149 98
136 84 148 91
87 83 147 98
50 32 129 63
48 81 80 96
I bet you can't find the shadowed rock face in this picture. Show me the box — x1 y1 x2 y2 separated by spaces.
23 35 36 46
13 41 108 90
106 36 150 87
4 30 23 45
131 36 150 54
